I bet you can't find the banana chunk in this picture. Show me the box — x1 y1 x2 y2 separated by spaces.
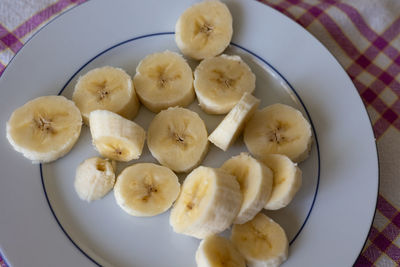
209 92 260 151
221 153 273 224
170 166 242 239
6 95 82 163
74 157 116 202
133 51 195 113
244 103 312 162
231 213 289 267
72 66 139 125
147 107 208 173
196 235 246 267
194 54 256 114
114 163 180 217
89 110 145 162
261 154 302 210
175 0 233 60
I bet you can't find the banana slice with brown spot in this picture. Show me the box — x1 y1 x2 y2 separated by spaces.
72 66 139 125
196 234 246 267
221 153 273 224
169 166 242 239
261 154 302 210
133 51 195 113
231 213 289 267
114 163 180 217
6 95 82 163
147 107 208 173
74 157 116 202
209 92 260 151
244 103 312 162
194 54 256 114
175 0 233 60
89 110 146 162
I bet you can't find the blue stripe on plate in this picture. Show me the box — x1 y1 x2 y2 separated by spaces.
38 32 320 266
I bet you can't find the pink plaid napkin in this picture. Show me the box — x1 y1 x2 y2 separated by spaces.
1 0 399 266
257 1 400 265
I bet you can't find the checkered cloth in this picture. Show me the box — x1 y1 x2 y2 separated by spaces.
0 0 399 266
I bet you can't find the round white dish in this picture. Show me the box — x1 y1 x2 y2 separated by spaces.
0 0 378 266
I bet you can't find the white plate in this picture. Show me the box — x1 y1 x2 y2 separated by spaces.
0 0 378 266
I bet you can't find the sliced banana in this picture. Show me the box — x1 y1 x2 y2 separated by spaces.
244 103 312 162
89 110 145 162
74 157 116 202
209 92 260 151
6 95 82 163
196 234 246 267
221 153 273 224
147 107 208 173
175 0 233 60
114 163 180 217
261 154 302 210
231 213 289 267
194 54 256 114
133 50 195 113
169 166 242 239
72 66 139 125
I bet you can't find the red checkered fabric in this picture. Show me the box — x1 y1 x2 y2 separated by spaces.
260 0 400 139
1 0 399 266
259 1 400 265
0 254 6 267
0 0 85 76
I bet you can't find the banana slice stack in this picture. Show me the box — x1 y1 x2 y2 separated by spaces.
5 1 317 266
170 166 242 239
263 154 302 210
221 153 273 224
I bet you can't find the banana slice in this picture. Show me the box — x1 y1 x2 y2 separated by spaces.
261 154 302 210
196 234 246 267
208 92 260 151
244 103 312 162
72 66 139 125
89 110 145 162
74 157 116 202
169 166 241 239
133 51 195 113
6 95 82 163
175 0 233 60
194 54 256 114
147 107 208 173
231 213 289 267
114 163 180 217
221 153 273 224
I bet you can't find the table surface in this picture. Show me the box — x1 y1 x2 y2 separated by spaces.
0 0 399 266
